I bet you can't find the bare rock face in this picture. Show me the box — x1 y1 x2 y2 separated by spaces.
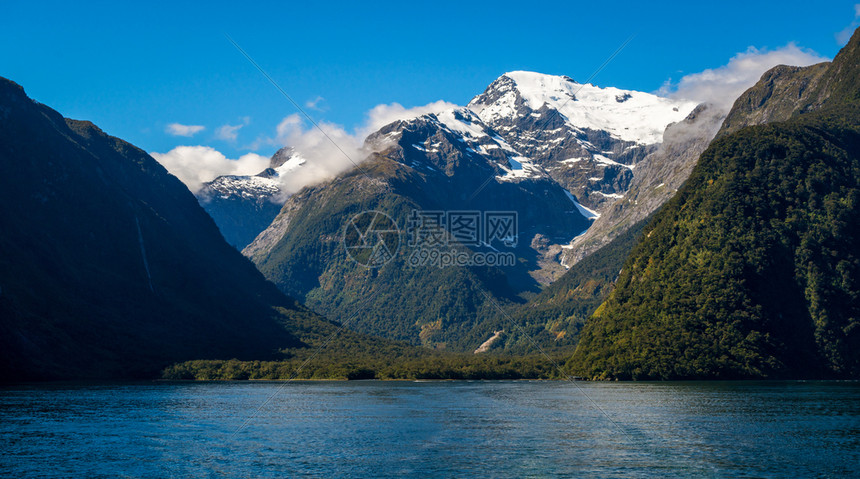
468 71 697 212
717 62 831 138
561 103 726 266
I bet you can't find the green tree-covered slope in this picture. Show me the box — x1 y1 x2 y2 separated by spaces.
245 133 590 351
499 219 647 354
569 29 860 379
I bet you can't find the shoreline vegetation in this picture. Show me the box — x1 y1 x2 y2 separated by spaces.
161 354 568 381
161 357 860 382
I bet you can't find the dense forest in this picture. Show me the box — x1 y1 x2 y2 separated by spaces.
497 219 648 354
568 29 860 380
570 106 860 379
164 307 563 380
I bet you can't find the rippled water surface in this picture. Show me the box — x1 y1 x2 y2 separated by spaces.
1 380 858 477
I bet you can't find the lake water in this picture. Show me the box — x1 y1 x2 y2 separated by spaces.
1 380 858 478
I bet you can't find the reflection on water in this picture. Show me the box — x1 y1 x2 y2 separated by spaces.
1 381 858 477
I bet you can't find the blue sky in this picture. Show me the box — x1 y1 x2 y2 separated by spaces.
2 1 859 166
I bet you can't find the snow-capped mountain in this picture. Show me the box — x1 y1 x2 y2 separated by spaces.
366 71 698 219
467 71 698 210
560 103 727 267
360 71 699 270
363 104 595 262
203 147 305 201
239 70 706 350
368 106 548 182
197 147 304 249
471 71 693 144
203 72 696 253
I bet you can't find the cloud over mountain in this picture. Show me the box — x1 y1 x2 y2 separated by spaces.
661 43 829 111
150 146 269 193
154 100 458 195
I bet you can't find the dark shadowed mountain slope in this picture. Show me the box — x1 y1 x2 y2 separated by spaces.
0 78 323 381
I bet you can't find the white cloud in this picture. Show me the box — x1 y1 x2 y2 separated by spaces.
165 123 205 137
359 100 458 139
270 114 363 196
836 4 860 45
215 117 251 142
660 43 830 112
156 100 460 197
150 146 269 193
215 123 244 141
304 96 327 112
245 100 459 196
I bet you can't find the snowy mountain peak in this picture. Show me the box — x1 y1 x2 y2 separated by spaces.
468 71 698 144
205 148 305 198
367 105 549 183
270 146 297 169
197 147 306 249
203 70 702 251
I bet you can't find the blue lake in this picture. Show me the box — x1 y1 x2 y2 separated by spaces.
1 380 858 477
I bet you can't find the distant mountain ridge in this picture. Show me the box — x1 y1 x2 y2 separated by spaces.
197 147 304 249
466 71 697 212
242 72 696 351
201 71 695 258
